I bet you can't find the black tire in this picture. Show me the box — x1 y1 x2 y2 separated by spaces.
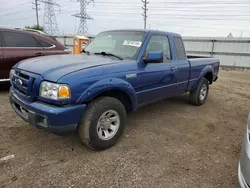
189 78 209 106
78 96 126 150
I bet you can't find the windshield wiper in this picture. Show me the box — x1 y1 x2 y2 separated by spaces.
94 52 123 60
82 49 90 55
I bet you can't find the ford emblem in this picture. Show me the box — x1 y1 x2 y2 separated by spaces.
15 78 23 86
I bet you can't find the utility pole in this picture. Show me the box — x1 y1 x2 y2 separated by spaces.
142 0 149 29
32 0 40 27
240 31 243 37
35 0 39 27
72 0 94 35
38 0 60 35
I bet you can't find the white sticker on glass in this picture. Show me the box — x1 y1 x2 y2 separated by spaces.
123 40 142 47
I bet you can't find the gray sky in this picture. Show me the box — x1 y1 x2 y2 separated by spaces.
1 0 250 37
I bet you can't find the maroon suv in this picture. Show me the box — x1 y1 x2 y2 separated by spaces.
0 28 70 82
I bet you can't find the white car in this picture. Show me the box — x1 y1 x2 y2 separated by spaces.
238 114 250 188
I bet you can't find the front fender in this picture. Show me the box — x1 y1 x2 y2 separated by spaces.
192 65 214 91
76 78 137 110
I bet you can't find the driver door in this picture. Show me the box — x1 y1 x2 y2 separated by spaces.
135 35 178 105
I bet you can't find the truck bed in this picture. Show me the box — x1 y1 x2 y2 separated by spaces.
188 56 220 86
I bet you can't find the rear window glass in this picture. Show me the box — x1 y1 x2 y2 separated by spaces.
0 32 2 47
36 39 53 48
174 37 186 60
3 31 40 48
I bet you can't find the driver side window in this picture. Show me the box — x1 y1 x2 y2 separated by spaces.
146 35 171 61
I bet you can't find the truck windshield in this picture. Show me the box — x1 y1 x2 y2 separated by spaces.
84 31 146 60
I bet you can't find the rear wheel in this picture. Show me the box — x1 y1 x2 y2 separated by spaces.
189 78 209 106
78 97 126 150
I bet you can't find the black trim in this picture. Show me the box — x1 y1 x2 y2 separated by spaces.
0 31 2 47
9 93 77 136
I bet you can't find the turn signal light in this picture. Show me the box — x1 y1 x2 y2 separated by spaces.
59 86 70 99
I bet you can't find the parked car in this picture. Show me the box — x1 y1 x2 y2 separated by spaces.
0 27 71 82
238 114 250 188
9 29 220 150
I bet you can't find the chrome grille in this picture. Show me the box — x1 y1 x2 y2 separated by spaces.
12 70 35 96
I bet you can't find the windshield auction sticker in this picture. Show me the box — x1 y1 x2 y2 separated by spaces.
123 40 142 47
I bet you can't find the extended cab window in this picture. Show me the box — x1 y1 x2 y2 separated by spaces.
174 37 186 60
3 31 41 48
146 35 171 61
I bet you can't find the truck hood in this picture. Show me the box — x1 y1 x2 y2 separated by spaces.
16 54 127 81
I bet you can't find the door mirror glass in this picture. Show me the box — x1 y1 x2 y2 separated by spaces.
143 51 163 63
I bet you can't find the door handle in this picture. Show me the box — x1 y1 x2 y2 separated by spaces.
35 52 43 56
171 66 178 71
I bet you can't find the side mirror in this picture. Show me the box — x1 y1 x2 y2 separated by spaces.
143 51 164 63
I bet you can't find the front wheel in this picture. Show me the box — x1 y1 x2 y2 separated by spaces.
78 97 126 150
189 78 209 106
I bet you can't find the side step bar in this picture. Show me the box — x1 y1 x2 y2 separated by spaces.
0 79 10 82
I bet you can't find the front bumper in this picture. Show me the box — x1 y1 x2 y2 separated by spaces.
239 163 250 188
239 133 250 188
9 87 86 135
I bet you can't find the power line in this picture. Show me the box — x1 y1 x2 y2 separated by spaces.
58 13 250 23
57 2 250 11
91 18 250 32
149 16 250 21
88 18 250 32
94 0 249 4
1 9 32 17
60 11 250 19
149 13 250 17
148 21 250 31
1 0 30 6
93 2 250 8
59 10 250 17
151 1 250 4
0 16 34 21
4 8 250 17
94 1 250 5
1 13 35 19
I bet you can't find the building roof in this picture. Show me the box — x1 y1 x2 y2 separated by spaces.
74 35 89 40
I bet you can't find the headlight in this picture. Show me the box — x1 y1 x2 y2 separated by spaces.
39 81 71 100
9 69 15 80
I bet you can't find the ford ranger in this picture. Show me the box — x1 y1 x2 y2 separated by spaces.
9 29 219 150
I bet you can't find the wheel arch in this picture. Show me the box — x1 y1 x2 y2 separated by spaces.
76 78 137 112
191 65 214 91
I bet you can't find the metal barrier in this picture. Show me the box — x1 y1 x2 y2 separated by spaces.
56 36 250 68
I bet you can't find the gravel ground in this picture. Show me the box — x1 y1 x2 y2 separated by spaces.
0 70 250 188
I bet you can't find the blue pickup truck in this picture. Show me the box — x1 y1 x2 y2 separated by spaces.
9 29 219 150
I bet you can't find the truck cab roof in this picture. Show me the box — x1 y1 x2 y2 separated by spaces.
100 29 182 38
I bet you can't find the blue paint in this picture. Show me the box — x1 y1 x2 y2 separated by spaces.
9 29 220 135
144 51 163 63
